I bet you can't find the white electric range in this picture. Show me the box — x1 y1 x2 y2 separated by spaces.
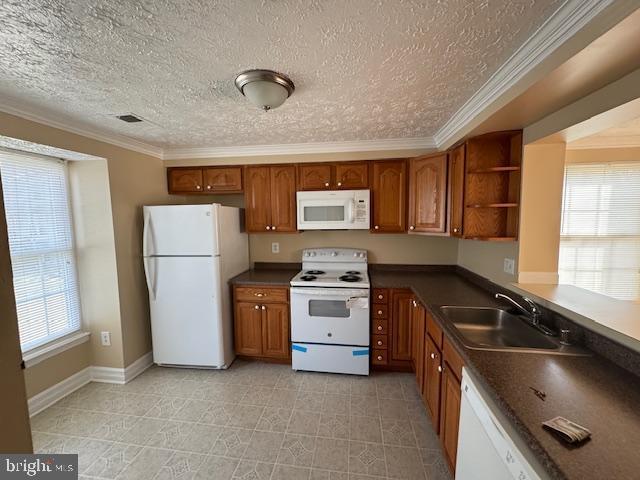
290 248 370 375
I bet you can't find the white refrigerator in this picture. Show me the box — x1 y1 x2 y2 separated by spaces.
143 204 249 368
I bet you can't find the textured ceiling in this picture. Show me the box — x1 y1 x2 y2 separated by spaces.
0 0 562 149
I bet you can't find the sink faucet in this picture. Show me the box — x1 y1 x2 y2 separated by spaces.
494 293 556 336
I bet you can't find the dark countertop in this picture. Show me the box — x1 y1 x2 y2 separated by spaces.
231 266 640 479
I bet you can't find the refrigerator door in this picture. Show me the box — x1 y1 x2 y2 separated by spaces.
143 204 219 257
147 255 225 367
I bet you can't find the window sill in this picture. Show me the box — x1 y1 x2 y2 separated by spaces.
22 331 91 369
511 282 640 353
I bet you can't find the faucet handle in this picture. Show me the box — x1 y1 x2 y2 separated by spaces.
523 297 540 314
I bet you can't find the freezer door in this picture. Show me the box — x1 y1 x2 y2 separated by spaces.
147 256 225 367
143 204 219 256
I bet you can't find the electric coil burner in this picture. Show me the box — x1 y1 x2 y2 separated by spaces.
290 248 370 376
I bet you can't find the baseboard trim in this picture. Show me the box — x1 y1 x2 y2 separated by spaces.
27 352 155 417
28 367 92 417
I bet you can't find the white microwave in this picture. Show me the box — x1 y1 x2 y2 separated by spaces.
296 189 370 230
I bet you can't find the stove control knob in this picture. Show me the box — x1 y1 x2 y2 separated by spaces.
331 251 337 257
359 253 365 258
327 332 332 337
310 252 316 257
353 252 358 257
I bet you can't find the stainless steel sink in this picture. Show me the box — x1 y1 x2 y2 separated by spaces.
439 306 589 356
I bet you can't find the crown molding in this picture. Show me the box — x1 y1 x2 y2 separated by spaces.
0 99 164 158
433 0 637 148
161 137 437 160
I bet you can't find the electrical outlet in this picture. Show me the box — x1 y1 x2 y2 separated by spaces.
100 331 111 346
271 242 280 254
503 258 515 275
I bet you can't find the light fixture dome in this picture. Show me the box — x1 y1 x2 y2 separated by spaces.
235 69 295 111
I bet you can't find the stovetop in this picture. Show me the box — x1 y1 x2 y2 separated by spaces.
290 248 369 289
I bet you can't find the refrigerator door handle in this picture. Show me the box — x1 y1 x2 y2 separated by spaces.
143 211 158 257
144 257 158 300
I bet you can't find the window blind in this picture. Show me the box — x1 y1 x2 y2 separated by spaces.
559 162 640 301
0 151 81 351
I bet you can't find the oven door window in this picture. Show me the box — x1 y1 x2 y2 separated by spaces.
308 299 350 318
303 205 345 222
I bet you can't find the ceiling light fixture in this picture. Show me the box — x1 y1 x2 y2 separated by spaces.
234 69 295 111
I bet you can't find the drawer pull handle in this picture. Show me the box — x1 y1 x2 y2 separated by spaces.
377 326 383 331
377 310 383 315
377 294 383 300
377 355 383 361
254 293 265 297
377 340 383 346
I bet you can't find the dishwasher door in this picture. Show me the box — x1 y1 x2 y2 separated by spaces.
456 368 542 480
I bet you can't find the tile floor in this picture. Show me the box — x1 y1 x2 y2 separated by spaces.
31 360 452 480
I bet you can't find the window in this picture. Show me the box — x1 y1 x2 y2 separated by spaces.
0 151 81 351
559 162 640 301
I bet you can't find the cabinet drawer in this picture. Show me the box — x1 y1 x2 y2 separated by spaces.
235 286 288 304
372 334 388 349
372 288 389 304
426 311 443 349
372 349 388 365
372 304 389 319
371 319 388 335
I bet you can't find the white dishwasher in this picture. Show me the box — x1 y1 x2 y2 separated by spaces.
456 367 546 480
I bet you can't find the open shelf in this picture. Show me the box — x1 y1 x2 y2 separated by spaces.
466 203 518 208
467 166 521 174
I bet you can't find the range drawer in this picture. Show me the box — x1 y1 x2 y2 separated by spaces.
235 286 289 303
371 319 388 335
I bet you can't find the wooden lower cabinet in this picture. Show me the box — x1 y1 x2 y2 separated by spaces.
233 286 290 361
235 302 264 356
261 303 289 359
411 300 426 389
390 290 413 364
439 363 462 473
423 335 442 432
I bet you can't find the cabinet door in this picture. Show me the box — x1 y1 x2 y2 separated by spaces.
168 168 203 193
440 364 462 474
371 160 407 232
244 166 272 232
270 165 297 232
335 162 368 189
449 145 465 237
390 290 413 362
261 303 290 359
203 167 243 193
408 154 448 233
423 336 442 433
412 302 426 391
298 163 332 190
235 302 263 356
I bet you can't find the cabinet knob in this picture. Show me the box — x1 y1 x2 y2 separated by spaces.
430 353 436 359
266 226 271 230
272 225 276 231
412 300 417 307
206 185 212 190
437 365 442 373
196 185 202 190
377 310 383 315
324 182 330 187
377 340 383 346
254 293 265 297
254 305 260 310
374 225 379 230
377 326 383 331
377 355 383 361
409 225 415 230
377 294 383 300
337 182 342 187
261 305 266 310
453 227 459 233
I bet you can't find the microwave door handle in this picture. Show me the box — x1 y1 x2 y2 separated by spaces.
347 199 355 223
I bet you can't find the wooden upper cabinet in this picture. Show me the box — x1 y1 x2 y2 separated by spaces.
261 303 290 359
371 160 407 232
408 153 448 233
449 145 465 237
335 162 368 189
298 163 332 190
244 166 272 232
391 290 413 362
270 165 297 232
167 168 204 193
203 167 242 193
